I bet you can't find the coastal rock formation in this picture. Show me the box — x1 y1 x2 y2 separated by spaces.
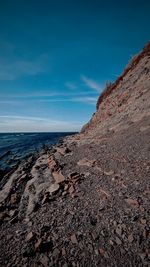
0 42 150 267
81 42 150 137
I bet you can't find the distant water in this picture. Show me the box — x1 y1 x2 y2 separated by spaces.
0 132 75 174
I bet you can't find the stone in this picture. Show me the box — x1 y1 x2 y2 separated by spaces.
99 248 105 255
71 234 78 244
52 248 60 259
84 172 90 177
40 255 49 266
77 158 95 167
104 170 114 176
95 249 99 255
35 239 53 253
34 239 42 251
69 185 74 195
99 203 105 211
42 193 49 204
62 247 66 256
48 157 57 170
64 184 69 191
9 209 18 217
140 218 146 225
116 225 122 236
0 212 8 221
91 231 99 241
26 231 35 242
125 198 139 207
47 183 60 194
90 216 97 226
128 234 134 243
56 147 67 155
10 193 19 204
115 237 122 245
109 240 114 245
52 171 65 184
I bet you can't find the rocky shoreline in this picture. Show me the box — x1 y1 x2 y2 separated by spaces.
0 123 150 266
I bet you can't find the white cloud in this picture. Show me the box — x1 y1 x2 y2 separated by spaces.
72 96 97 105
0 115 82 132
65 82 77 90
81 75 101 92
30 96 97 105
0 90 97 98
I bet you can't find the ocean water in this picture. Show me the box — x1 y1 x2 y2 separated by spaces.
0 132 75 174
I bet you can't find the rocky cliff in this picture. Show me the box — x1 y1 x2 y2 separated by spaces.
81 42 150 138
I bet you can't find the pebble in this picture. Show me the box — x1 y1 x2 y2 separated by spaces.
69 185 75 195
71 234 78 244
52 248 60 259
128 234 134 243
125 198 139 207
47 183 60 194
26 231 35 242
95 249 99 255
10 193 19 204
116 225 122 236
115 237 122 245
39 255 49 266
62 247 66 256
104 170 114 176
99 247 105 255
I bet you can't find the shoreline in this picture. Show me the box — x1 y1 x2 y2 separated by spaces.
0 122 149 266
0 132 76 181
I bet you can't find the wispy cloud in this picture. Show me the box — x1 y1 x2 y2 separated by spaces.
81 75 101 92
72 96 97 105
0 91 97 98
65 82 77 90
0 94 98 105
0 115 82 132
21 96 97 105
0 54 49 80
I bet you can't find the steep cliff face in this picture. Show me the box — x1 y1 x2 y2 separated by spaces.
81 42 150 137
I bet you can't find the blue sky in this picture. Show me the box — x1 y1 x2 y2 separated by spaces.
0 0 150 132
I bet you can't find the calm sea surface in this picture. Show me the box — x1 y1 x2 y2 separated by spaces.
0 132 75 173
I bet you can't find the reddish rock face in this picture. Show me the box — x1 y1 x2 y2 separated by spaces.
81 42 150 136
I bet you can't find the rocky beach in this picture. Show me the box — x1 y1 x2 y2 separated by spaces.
0 42 150 267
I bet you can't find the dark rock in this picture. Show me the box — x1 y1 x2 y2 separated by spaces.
90 216 97 226
35 239 53 253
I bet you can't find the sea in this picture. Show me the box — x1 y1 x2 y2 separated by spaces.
0 132 75 175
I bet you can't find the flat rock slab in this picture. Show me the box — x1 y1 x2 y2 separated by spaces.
52 171 65 184
77 158 96 167
47 183 60 194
